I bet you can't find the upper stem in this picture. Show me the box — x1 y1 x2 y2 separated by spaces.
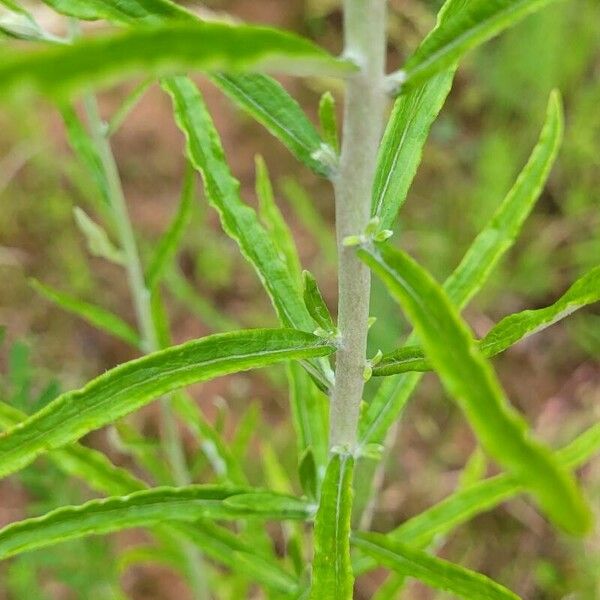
330 0 387 450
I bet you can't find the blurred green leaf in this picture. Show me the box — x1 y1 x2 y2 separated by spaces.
73 207 124 264
42 0 192 23
0 22 354 98
287 362 329 472
30 278 140 347
172 391 247 485
146 163 194 289
255 155 302 284
359 243 592 535
353 532 520 600
299 447 319 501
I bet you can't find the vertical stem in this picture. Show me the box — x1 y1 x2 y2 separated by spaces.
83 94 208 600
330 0 387 450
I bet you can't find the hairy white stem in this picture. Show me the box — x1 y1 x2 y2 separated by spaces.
330 0 387 450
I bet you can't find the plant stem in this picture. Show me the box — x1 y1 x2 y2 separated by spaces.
83 93 208 600
330 0 387 450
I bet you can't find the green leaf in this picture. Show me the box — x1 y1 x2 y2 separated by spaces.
60 105 111 211
0 9 63 43
172 391 247 486
0 0 29 15
303 270 336 334
146 162 194 289
480 265 600 356
318 91 339 154
359 243 592 535
352 533 520 600
0 328 335 479
385 421 600 552
0 22 354 98
401 0 563 89
298 447 319 501
255 155 302 284
223 493 313 520
40 0 332 178
30 279 140 348
281 177 337 264
375 265 600 376
444 90 564 307
287 362 329 473
42 0 193 23
358 91 563 448
0 400 146 496
73 207 124 265
0 402 298 595
372 69 455 229
0 486 310 560
309 453 354 600
213 73 331 177
163 76 333 389
106 77 153 137
176 519 299 594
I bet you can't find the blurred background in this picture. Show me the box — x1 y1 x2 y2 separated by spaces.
0 0 599 598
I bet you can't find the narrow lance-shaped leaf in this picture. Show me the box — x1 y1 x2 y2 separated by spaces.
374 265 600 376
445 90 564 306
303 270 336 334
359 91 563 448
352 533 520 600
287 362 329 473
0 328 335 479
0 486 313 560
30 279 141 348
0 22 355 99
318 91 339 154
213 73 331 177
42 0 193 23
400 0 563 90
163 76 333 389
359 243 592 535
146 162 195 289
309 453 354 600
106 77 154 137
60 104 111 214
0 400 146 496
73 207 124 265
255 155 302 284
299 447 319 501
353 421 600 579
372 69 455 229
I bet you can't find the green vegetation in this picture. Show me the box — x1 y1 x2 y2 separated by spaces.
0 0 598 598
